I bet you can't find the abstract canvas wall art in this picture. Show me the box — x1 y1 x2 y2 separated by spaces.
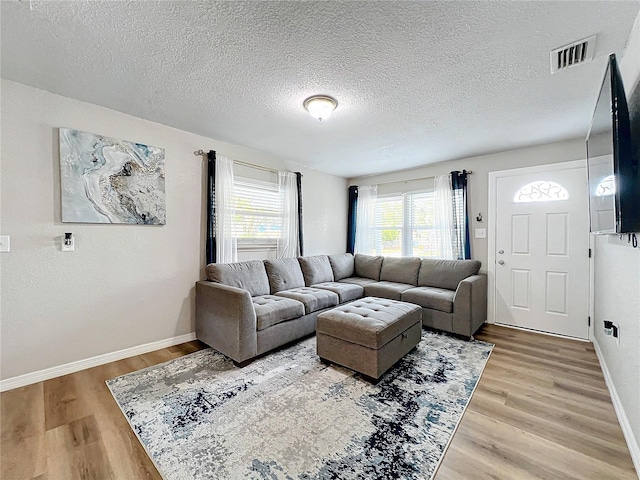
59 128 166 224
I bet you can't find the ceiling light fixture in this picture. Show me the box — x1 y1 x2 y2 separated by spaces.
303 95 338 121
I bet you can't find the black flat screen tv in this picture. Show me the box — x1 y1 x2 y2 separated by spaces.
586 54 640 234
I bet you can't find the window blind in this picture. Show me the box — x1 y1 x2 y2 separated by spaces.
373 195 404 256
230 179 282 241
370 191 438 257
409 192 438 258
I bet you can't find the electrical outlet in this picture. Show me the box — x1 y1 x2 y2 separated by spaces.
474 228 487 239
0 235 10 252
603 320 620 346
62 236 74 252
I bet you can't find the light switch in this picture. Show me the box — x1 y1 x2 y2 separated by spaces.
474 228 487 239
0 235 10 252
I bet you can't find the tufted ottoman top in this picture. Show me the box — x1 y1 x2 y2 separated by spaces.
316 297 421 349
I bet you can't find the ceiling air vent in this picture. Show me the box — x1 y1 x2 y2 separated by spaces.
550 35 596 74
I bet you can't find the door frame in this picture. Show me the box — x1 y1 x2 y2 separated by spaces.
487 159 592 339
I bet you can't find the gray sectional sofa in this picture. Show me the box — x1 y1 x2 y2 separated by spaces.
196 253 486 364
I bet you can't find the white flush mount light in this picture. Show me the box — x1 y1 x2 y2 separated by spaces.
303 95 338 121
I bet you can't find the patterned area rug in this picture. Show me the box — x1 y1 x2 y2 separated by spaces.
107 331 493 480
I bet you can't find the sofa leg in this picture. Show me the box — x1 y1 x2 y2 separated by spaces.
233 358 253 368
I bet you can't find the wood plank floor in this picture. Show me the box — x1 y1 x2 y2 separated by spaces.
1 324 637 479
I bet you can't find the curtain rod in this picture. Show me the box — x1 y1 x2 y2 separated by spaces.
359 170 474 187
193 149 279 174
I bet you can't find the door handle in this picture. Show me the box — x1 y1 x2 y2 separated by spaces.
498 260 505 265
498 249 504 254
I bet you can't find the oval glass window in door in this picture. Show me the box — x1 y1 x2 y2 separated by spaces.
513 181 570 203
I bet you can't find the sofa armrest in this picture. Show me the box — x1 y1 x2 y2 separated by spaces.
196 281 258 363
452 274 487 337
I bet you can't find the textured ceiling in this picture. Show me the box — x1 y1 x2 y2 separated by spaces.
2 1 639 178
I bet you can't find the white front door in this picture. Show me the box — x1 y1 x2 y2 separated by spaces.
494 162 590 339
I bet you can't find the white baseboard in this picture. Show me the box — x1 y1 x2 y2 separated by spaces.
593 336 640 477
0 332 197 392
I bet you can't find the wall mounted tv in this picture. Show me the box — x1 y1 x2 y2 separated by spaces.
586 53 640 234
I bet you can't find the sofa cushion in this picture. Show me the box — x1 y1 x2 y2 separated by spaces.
402 286 455 313
418 259 481 291
379 256 421 285
312 282 364 303
338 277 378 288
252 295 305 331
364 281 415 301
298 255 334 286
264 258 306 294
275 287 339 314
328 253 355 281
206 260 270 297
354 254 384 280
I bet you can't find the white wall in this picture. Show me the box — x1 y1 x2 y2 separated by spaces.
593 236 639 455
349 138 587 271
592 10 640 470
0 80 347 382
619 12 640 97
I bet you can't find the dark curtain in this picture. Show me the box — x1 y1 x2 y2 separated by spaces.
206 150 217 265
295 172 304 256
347 186 358 254
451 170 471 260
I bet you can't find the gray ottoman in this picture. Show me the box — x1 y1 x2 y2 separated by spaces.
316 297 422 380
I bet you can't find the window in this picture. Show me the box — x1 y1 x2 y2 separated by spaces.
595 174 615 196
374 196 403 256
371 191 437 257
513 181 569 203
230 178 282 245
409 192 438 258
